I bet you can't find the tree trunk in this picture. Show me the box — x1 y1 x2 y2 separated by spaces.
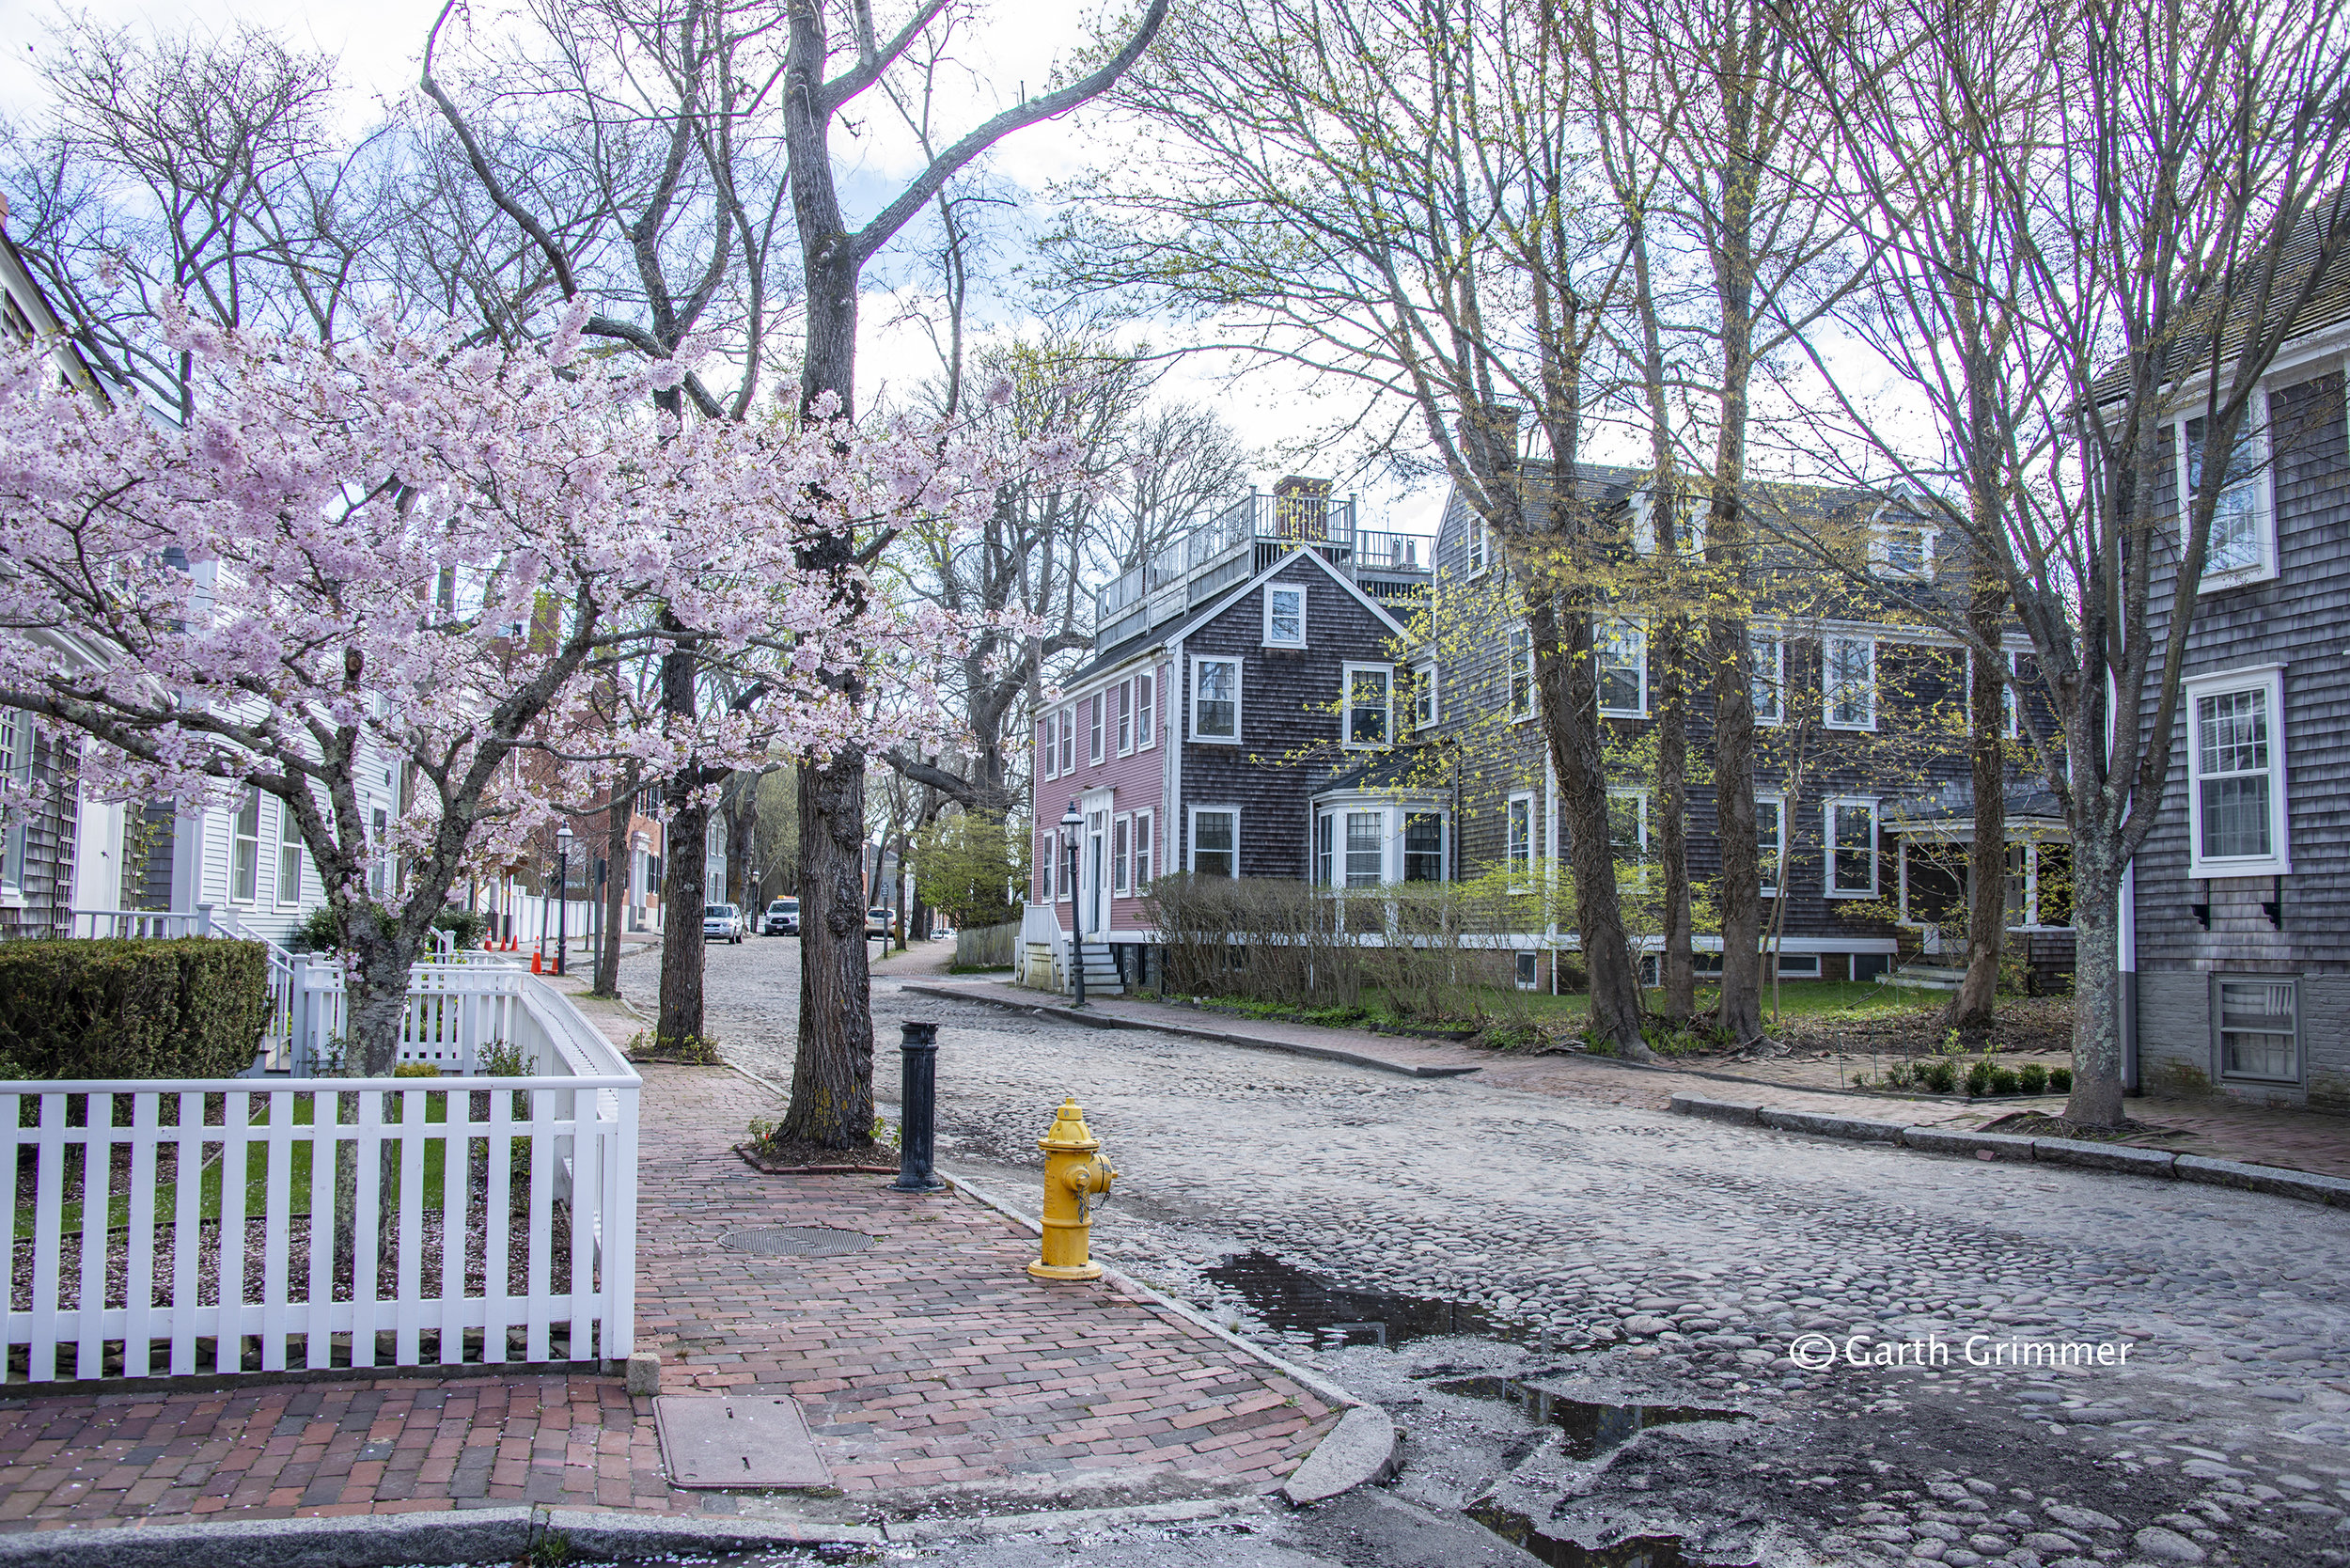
1656 615 1694 1021
1707 576 1762 1044
2064 845 2126 1128
657 786 710 1046
1530 598 1653 1060
781 751 875 1147
595 764 635 997
1946 619 2007 1032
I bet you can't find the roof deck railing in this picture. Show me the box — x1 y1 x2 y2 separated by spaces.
1091 494 1431 642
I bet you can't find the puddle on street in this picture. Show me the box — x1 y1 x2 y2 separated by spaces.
1204 1249 1498 1347
1423 1376 1748 1458
1465 1504 1723 1568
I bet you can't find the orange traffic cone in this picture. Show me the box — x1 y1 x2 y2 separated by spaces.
531 950 543 974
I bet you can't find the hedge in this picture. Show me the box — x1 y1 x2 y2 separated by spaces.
0 938 272 1080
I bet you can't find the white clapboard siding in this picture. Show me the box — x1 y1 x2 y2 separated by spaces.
0 973 635 1384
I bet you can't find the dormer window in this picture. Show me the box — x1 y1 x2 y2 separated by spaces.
1631 489 1702 557
1870 520 1936 580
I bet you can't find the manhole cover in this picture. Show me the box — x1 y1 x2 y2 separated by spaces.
656 1396 830 1488
720 1225 873 1258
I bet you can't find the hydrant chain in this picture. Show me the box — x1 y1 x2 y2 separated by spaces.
1027 1096 1117 1282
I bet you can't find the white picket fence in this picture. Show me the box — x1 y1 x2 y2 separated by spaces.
0 971 637 1384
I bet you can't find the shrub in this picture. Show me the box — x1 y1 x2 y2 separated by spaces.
1965 1058 1997 1096
0 938 271 1079
1919 1058 1958 1093
432 906 490 951
1988 1066 2020 1095
626 1030 722 1064
1884 1061 1915 1089
2049 1067 2073 1092
2016 1063 2048 1094
293 902 485 954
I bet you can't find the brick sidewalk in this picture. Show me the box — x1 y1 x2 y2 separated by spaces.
0 1062 1338 1535
921 980 2350 1179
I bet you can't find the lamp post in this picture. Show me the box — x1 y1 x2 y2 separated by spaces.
1061 799 1085 1007
555 824 572 978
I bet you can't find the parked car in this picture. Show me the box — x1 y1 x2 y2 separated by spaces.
866 906 892 940
764 898 799 935
703 903 744 944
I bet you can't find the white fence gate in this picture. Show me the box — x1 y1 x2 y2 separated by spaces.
0 969 636 1384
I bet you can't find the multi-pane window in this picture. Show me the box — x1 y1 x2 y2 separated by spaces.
1265 585 1307 646
368 805 391 897
1089 695 1104 764
232 785 262 903
1193 657 1241 742
1597 619 1646 716
1506 794 1533 888
1041 713 1057 779
1607 791 1648 862
1972 648 2021 739
1755 796 1785 896
277 795 306 905
1117 681 1134 755
1466 518 1490 574
1508 628 1535 720
1131 809 1152 888
1058 706 1075 774
1314 812 1333 886
2181 398 2273 583
1871 522 1935 579
1825 798 1878 896
1343 664 1392 748
1825 636 1876 730
1113 817 1130 894
1403 813 1444 882
1750 635 1783 724
1412 662 1438 729
1344 811 1384 888
0 710 24 892
1136 669 1154 749
1191 808 1238 877
2190 669 2289 873
1039 832 1053 901
2217 978 2297 1082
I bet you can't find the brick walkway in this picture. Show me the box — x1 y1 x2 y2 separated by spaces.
921 979 2350 1179
0 1060 1338 1534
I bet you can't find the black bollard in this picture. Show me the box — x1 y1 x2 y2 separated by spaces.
892 1021 946 1192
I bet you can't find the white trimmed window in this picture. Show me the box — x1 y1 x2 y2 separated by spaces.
1631 490 1703 557
1041 713 1056 780
1039 830 1053 901
1607 790 1649 862
1825 797 1879 898
1506 792 1533 890
1508 627 1535 721
1117 681 1134 755
1870 520 1937 580
1112 815 1131 894
232 785 262 903
1190 807 1239 878
1756 794 1785 897
0 709 26 896
1969 649 2021 739
1058 706 1076 774
1403 811 1445 882
1342 663 1393 748
1466 517 1491 575
1597 619 1647 716
1192 657 1242 743
2186 664 2290 877
1089 694 1104 764
1341 809 1384 887
1750 634 1784 725
1136 669 1156 750
1132 808 1152 888
2178 393 2276 587
2215 977 2298 1083
368 805 391 896
1265 585 1307 647
277 796 306 905
1825 636 1876 730
1411 661 1438 729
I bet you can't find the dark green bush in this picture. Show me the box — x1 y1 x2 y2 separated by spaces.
432 905 489 950
2016 1063 2048 1094
1919 1058 1958 1093
290 903 484 954
1988 1066 2020 1095
2049 1067 2073 1093
1965 1058 1997 1096
0 939 270 1079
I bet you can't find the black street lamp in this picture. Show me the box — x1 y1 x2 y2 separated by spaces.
555 824 573 978
1061 799 1085 1007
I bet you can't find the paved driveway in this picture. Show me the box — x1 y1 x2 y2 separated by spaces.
642 937 2350 1567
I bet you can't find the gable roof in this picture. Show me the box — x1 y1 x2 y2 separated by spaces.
1069 543 1418 685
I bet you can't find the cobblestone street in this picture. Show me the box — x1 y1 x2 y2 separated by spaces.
654 938 2350 1567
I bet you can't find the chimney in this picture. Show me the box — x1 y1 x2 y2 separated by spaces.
1271 475 1334 541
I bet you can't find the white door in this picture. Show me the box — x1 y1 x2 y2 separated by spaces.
1083 791 1114 936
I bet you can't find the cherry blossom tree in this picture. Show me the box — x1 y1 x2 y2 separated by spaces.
0 302 1015 1076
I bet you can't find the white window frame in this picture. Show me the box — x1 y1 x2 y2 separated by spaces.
1402 809 1446 883
2213 975 2299 1084
1264 585 1308 648
1314 809 1334 886
1597 618 1648 718
1188 805 1240 878
1058 705 1076 775
0 709 26 897
1607 789 1650 862
1508 627 1535 722
1040 825 1056 902
1089 693 1105 765
1040 713 1056 781
1136 668 1156 750
1506 792 1534 891
1132 808 1153 889
276 795 306 906
1750 634 1784 726
1869 519 1938 581
1341 662 1395 750
1756 793 1786 898
2176 389 2278 589
1630 489 1703 557
1824 636 1877 732
231 784 262 905
1465 517 1491 576
1825 797 1880 899
1411 660 1438 729
1112 813 1131 895
1117 680 1135 756
1967 648 2022 740
1339 808 1386 888
2185 663 2291 878
1191 656 1243 745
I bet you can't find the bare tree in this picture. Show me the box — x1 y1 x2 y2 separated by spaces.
1785 0 2350 1123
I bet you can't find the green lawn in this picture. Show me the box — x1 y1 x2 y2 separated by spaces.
21 1091 479 1241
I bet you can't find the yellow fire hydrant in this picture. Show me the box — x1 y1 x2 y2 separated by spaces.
1027 1097 1118 1281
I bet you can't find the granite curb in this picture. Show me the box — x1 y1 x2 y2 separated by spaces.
0 1505 879 1567
1668 1090 2350 1206
902 981 1482 1079
936 1166 1398 1509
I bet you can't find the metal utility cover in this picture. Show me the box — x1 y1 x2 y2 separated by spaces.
720 1225 874 1258
655 1396 831 1488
